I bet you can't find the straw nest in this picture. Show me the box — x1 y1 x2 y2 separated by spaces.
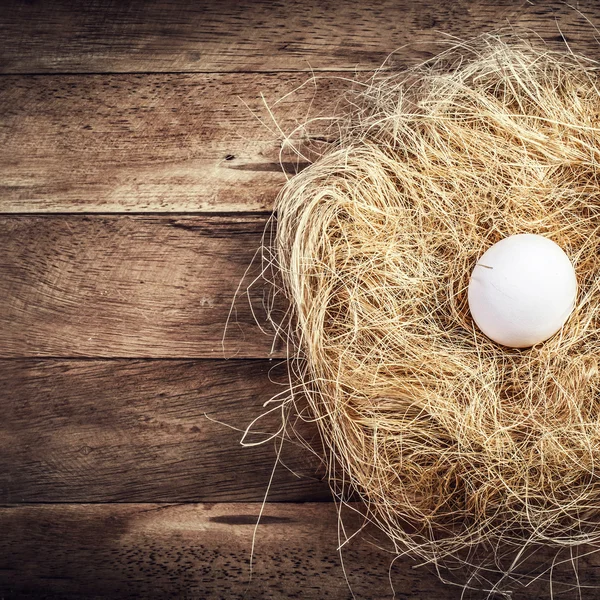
268 34 600 592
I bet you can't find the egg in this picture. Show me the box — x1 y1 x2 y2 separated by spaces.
467 234 577 348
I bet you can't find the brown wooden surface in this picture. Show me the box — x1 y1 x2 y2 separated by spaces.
0 215 284 358
1 4 600 213
2 503 600 600
1 0 600 74
0 359 328 503
3 1 600 598
0 503 459 600
0 73 339 212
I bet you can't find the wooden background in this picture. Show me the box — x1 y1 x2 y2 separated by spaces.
3 1 600 598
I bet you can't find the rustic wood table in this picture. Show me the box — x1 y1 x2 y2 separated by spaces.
3 2 600 598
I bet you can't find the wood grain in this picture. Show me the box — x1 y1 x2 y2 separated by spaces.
0 503 461 599
1 1 600 74
0 214 285 358
0 359 328 503
0 72 340 212
3 502 600 599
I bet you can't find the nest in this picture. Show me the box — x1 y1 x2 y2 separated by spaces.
267 34 600 593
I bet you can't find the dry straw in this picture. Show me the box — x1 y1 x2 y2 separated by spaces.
257 32 600 594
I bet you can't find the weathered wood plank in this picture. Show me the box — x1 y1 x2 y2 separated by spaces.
0 359 328 503
2 502 599 599
1 1 599 74
0 503 457 599
0 72 339 212
0 215 284 358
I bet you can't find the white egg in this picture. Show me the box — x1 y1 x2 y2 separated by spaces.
467 234 577 348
